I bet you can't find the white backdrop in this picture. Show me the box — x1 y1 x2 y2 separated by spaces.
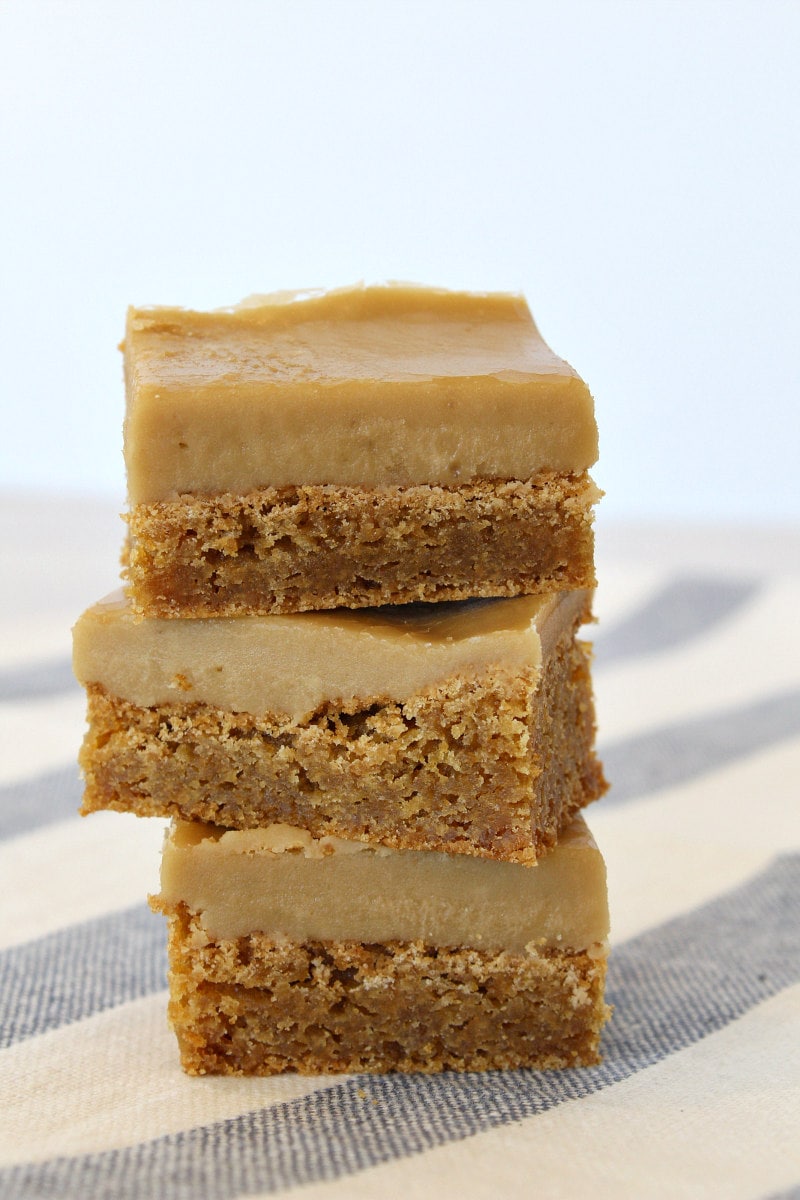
1 0 798 521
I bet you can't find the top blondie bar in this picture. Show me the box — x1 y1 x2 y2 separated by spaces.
123 283 600 616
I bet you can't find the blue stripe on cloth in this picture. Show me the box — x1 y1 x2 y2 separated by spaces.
0 905 164 1049
595 575 760 665
1 855 798 1199
601 687 800 807
0 657 78 702
0 766 83 840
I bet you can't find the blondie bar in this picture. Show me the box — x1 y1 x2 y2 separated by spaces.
123 285 600 616
152 816 611 1074
74 589 606 862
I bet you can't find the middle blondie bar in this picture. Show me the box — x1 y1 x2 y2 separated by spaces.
74 589 606 863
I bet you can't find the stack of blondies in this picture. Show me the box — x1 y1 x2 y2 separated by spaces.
73 284 611 1075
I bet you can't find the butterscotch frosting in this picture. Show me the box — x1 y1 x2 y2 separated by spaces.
124 284 599 503
158 816 609 953
72 588 590 720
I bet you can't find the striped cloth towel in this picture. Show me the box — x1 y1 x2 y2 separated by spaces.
1 497 798 1200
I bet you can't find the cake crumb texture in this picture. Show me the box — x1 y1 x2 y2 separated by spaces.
80 631 606 862
125 473 599 616
157 904 610 1075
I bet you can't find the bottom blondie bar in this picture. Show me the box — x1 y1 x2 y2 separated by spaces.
152 817 610 1075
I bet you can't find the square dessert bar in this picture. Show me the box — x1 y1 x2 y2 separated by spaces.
151 815 611 1075
74 589 606 863
123 284 601 616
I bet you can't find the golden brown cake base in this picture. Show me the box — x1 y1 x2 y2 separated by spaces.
80 632 606 863
124 472 599 617
157 903 610 1075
